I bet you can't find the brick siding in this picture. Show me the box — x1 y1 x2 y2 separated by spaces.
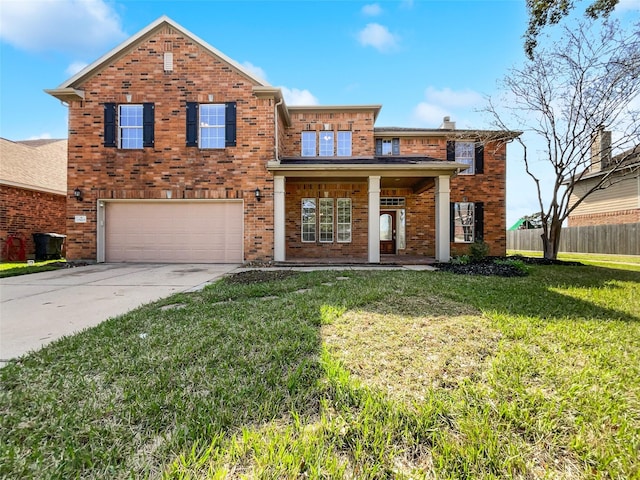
0 185 66 260
65 25 275 261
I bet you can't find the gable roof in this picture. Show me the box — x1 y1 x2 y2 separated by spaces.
45 15 269 102
0 138 67 194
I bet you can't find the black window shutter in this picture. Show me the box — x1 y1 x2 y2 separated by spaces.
143 103 154 148
392 138 400 155
225 102 236 147
446 140 455 162
450 202 455 242
104 103 116 147
474 202 484 241
375 138 382 156
475 143 484 174
186 102 198 147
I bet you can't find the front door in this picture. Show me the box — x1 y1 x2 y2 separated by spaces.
380 211 396 254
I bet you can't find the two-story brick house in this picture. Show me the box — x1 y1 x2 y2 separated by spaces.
46 16 518 264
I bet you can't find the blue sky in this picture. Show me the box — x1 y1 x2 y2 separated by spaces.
1 0 638 226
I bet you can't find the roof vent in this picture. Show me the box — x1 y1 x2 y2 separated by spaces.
164 52 173 72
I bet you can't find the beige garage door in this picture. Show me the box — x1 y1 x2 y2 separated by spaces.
105 201 243 263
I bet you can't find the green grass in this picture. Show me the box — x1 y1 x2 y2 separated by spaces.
509 250 640 270
0 259 66 277
1 264 639 479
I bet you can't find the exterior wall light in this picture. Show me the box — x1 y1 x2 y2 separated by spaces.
73 187 83 202
254 187 261 202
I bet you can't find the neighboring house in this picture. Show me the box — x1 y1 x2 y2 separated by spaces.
567 130 640 227
0 138 67 260
45 16 518 264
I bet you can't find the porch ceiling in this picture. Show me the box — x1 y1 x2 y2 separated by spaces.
268 160 465 193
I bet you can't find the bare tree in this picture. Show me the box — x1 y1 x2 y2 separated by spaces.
488 19 640 259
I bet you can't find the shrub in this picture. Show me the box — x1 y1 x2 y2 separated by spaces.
494 258 529 274
469 240 490 262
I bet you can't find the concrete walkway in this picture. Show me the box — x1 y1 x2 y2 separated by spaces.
0 263 239 365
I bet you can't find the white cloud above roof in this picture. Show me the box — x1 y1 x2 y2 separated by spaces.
412 87 484 127
65 61 89 76
0 0 126 55
357 23 398 53
362 4 382 16
241 61 268 83
280 87 319 106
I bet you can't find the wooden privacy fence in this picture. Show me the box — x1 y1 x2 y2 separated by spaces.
506 223 639 255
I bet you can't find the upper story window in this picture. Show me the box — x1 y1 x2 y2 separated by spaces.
375 138 400 156
104 103 154 149
301 130 352 157
319 131 334 156
456 141 475 175
446 140 484 174
301 131 316 157
199 104 226 149
337 131 352 156
119 105 143 149
186 102 236 148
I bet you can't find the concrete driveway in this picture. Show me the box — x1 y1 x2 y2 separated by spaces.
0 263 239 364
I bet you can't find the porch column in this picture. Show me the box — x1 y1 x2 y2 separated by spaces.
368 176 381 263
435 175 450 262
273 175 286 262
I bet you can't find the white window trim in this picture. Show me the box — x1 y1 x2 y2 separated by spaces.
301 131 316 157
199 104 225 149
337 131 352 157
301 198 316 242
119 104 143 149
319 198 334 243
456 141 475 175
319 131 334 157
337 198 352 243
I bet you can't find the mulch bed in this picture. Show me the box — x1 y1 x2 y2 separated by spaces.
434 256 583 277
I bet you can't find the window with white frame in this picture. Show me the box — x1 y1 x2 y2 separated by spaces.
199 104 226 149
337 198 352 242
453 202 475 242
302 198 316 242
455 141 475 174
301 131 316 157
319 131 334 156
337 131 352 156
119 105 143 149
382 139 393 155
319 198 334 242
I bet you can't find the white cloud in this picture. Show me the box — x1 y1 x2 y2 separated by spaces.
65 61 89 76
362 4 382 16
357 23 398 53
280 87 319 106
413 103 450 126
27 133 52 140
0 0 126 55
412 87 485 126
424 87 483 108
241 61 267 82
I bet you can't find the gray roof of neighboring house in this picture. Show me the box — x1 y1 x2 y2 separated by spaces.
0 138 67 194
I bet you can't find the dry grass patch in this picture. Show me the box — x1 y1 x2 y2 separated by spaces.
323 295 502 402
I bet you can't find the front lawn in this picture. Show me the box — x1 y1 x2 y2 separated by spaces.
1 264 638 478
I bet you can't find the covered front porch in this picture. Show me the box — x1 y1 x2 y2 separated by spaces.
268 160 464 264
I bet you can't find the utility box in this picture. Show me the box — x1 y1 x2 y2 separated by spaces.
33 233 66 261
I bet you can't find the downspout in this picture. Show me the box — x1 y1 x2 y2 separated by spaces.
274 97 283 162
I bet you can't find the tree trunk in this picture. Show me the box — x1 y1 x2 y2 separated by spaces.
541 218 563 260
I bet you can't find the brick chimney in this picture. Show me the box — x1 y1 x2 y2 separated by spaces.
590 127 612 173
439 116 456 130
